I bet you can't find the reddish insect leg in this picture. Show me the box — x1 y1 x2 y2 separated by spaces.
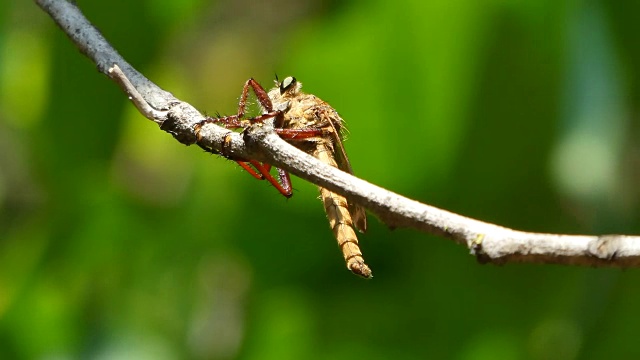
275 127 327 140
238 78 274 115
239 160 292 198
194 77 297 198
277 168 292 195
258 163 292 196
237 127 325 196
236 161 264 180
197 109 281 134
231 127 323 197
195 77 279 132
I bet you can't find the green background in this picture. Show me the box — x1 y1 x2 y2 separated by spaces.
2 0 640 358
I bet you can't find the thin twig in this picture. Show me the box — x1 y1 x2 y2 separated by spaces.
37 0 640 268
108 65 167 122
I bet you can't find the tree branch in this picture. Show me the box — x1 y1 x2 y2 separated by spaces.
37 0 640 268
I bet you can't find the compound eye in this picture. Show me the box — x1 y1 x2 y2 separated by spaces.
280 76 297 94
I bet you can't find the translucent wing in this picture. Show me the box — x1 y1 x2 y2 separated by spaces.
322 110 367 233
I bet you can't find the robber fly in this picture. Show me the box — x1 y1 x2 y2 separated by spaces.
195 76 371 278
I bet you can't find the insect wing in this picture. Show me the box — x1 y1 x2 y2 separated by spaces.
324 113 367 233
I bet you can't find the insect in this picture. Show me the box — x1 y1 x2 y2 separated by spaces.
194 76 371 278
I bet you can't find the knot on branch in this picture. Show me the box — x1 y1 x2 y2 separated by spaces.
242 120 274 146
588 235 621 260
160 102 204 145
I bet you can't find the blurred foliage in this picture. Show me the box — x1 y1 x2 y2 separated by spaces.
1 0 640 359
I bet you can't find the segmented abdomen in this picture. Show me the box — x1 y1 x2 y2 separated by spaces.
314 144 372 278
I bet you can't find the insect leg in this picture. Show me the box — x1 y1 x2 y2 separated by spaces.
197 77 275 135
277 168 292 196
250 110 281 124
195 115 247 134
196 78 295 197
275 127 328 140
243 78 274 113
236 161 264 180
247 160 293 198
